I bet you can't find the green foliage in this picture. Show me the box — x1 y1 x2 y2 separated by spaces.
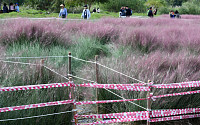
102 0 146 12
178 0 200 14
158 6 172 14
145 0 167 8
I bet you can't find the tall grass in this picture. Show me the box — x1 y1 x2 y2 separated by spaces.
0 17 200 124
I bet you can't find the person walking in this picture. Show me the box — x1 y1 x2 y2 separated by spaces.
3 3 9 13
147 7 153 18
81 5 91 19
59 4 68 18
15 3 19 12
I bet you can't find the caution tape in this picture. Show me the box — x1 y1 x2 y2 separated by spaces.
152 108 200 117
150 114 200 122
77 83 150 91
75 98 147 105
152 81 200 88
0 100 74 112
78 111 148 119
78 117 148 125
0 82 72 92
153 90 200 99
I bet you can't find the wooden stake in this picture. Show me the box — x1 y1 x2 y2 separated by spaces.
95 55 99 114
69 77 78 124
40 59 45 82
147 80 151 125
68 52 72 76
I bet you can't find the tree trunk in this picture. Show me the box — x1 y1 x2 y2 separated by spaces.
0 0 1 10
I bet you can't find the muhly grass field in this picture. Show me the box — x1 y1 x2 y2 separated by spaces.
0 16 200 124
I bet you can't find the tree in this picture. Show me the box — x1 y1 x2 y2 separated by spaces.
165 0 188 7
145 0 167 8
68 0 108 9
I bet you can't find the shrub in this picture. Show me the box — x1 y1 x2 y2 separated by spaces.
178 2 200 15
102 0 145 13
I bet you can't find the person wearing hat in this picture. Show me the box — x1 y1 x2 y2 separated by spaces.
81 5 91 19
15 3 19 12
59 4 68 18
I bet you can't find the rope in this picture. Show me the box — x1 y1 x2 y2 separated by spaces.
43 65 69 81
0 110 73 122
68 74 95 83
0 60 37 66
69 74 147 110
69 56 146 84
0 56 68 60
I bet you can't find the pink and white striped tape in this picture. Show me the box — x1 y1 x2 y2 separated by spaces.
152 108 200 117
75 98 147 105
153 90 200 99
0 100 74 112
77 83 150 91
78 111 148 119
78 117 148 125
152 81 200 88
150 114 200 122
0 82 71 92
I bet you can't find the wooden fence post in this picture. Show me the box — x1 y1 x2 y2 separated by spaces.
68 52 72 76
68 52 78 124
147 80 152 125
69 77 78 124
40 59 45 82
95 55 99 114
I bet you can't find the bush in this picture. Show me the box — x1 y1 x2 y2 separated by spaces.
178 2 200 15
102 0 145 13
158 6 171 14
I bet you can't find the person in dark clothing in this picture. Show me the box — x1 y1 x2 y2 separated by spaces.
120 7 126 17
93 8 96 13
175 10 181 18
125 6 132 17
148 7 153 18
170 10 175 18
3 3 9 13
153 8 157 15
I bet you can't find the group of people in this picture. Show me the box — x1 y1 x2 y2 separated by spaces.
59 4 92 19
92 8 100 13
147 7 157 18
119 6 132 17
170 10 181 18
0 3 19 13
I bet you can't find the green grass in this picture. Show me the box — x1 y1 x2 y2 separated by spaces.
0 6 147 19
0 35 113 124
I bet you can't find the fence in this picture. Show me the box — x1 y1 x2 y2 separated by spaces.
0 52 200 125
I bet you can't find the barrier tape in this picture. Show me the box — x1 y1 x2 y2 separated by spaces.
152 108 200 117
77 83 150 91
153 90 200 99
78 117 148 125
0 100 74 113
0 82 72 92
150 114 200 122
77 111 148 119
0 82 149 92
75 98 147 105
152 81 200 88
